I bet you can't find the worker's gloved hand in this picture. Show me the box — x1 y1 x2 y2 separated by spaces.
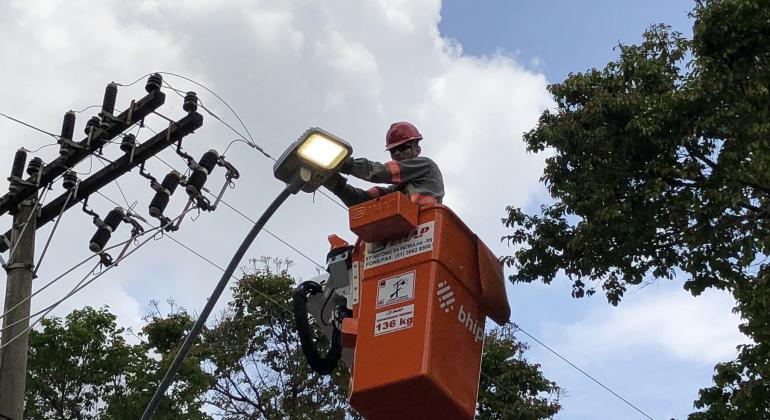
339 157 355 175
323 173 347 192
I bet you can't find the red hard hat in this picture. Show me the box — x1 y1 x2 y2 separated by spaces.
385 121 422 151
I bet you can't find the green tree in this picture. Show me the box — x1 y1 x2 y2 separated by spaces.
204 257 562 420
24 304 213 419
24 306 137 419
478 324 562 420
502 0 769 417
101 300 214 419
202 258 357 419
24 259 561 419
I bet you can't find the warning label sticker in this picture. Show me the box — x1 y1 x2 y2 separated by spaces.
364 221 434 269
374 304 414 336
376 271 415 308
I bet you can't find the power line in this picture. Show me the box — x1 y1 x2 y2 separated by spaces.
92 153 133 209
0 250 99 323
0 225 166 351
33 189 74 275
99 132 327 271
161 79 272 162
156 72 259 151
204 193 325 270
93 189 299 323
513 324 655 420
0 112 60 140
157 76 346 210
0 220 168 328
0 210 186 343
0 261 101 350
162 234 294 318
6 188 49 263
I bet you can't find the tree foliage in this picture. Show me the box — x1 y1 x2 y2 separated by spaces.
25 307 136 419
502 0 769 417
202 257 357 419
203 258 562 419
25 258 562 418
24 305 211 419
101 300 214 419
478 324 562 420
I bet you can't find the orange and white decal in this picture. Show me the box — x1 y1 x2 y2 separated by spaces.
410 194 437 206
365 221 435 269
386 161 401 183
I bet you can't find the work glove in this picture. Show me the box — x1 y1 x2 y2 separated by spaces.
339 157 355 175
323 173 347 192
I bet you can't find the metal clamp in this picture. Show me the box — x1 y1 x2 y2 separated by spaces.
349 261 360 307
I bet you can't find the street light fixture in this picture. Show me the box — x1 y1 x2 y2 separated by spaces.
273 127 352 193
142 127 352 419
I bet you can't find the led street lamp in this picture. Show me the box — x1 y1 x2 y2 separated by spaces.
273 127 352 193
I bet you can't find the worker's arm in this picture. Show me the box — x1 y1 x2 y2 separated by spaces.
342 157 434 185
323 174 396 207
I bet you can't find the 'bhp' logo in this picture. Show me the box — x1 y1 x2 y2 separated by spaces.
436 280 485 343
436 280 455 313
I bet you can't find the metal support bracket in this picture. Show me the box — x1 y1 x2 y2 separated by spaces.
349 261 360 307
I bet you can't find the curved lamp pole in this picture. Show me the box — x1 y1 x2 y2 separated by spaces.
141 128 351 419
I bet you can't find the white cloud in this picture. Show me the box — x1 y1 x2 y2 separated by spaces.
0 1 551 335
552 287 749 365
0 3 570 408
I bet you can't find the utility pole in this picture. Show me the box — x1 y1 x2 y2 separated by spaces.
0 195 36 419
0 73 204 418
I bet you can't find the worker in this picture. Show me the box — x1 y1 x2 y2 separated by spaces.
324 121 444 207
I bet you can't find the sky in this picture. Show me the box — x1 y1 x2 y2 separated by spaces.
0 1 748 419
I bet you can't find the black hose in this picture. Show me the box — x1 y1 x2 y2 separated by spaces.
293 281 343 375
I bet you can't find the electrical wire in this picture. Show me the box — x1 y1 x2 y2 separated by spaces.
90 187 300 321
0 219 168 327
0 228 158 350
157 72 258 150
72 104 102 114
23 143 59 154
161 79 272 160
92 152 133 209
0 210 190 348
71 155 95 176
33 188 75 275
202 191 325 270
0 251 99 323
162 234 293 317
117 72 262 156
93 190 305 319
151 74 346 209
513 324 655 420
0 111 60 140
0 261 102 351
103 137 327 271
114 74 151 88
6 188 50 263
